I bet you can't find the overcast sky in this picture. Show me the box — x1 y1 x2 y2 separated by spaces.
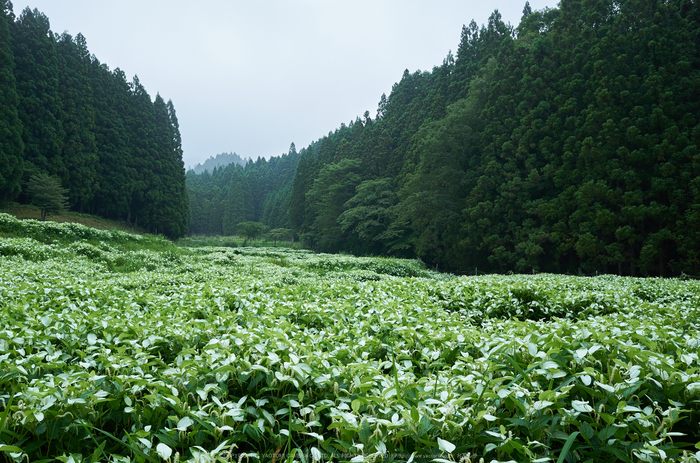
14 0 558 169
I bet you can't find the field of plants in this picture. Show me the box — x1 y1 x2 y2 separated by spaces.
1 213 700 462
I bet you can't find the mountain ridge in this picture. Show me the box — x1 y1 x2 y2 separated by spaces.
190 152 249 174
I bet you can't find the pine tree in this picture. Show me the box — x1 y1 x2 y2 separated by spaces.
126 75 156 229
27 172 68 220
12 8 63 182
56 32 98 212
221 168 248 235
0 0 23 201
89 64 135 220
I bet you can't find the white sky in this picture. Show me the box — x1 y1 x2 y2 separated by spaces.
13 0 558 168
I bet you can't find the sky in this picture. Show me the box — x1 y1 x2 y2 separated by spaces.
13 0 558 169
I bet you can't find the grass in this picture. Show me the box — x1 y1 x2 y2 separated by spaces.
178 235 297 249
0 202 146 234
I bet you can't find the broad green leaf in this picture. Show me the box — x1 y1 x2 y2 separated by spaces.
437 437 455 453
0 446 22 452
155 443 172 460
176 416 193 431
571 400 594 413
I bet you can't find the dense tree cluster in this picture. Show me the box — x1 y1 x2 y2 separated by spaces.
191 0 699 276
186 145 300 235
0 3 189 238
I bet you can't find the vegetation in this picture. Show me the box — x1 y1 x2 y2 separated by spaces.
0 3 189 238
1 214 700 462
177 233 295 249
187 0 700 276
267 227 294 244
237 221 267 242
186 144 300 236
0 202 148 234
25 172 68 221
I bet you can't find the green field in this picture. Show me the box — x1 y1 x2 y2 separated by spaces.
1 213 699 462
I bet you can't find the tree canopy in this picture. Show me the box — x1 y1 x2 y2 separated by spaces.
0 5 188 238
26 172 68 220
188 0 700 277
186 146 300 237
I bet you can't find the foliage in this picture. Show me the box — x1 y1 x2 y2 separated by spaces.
185 0 700 277
178 234 296 249
0 213 172 249
0 0 23 202
267 228 294 243
0 4 188 238
1 217 700 462
237 221 267 241
25 172 68 220
186 146 300 237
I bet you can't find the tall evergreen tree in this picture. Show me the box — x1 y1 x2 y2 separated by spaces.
305 158 362 252
12 7 62 182
221 168 248 235
126 75 156 229
55 32 98 212
0 0 23 201
89 65 135 220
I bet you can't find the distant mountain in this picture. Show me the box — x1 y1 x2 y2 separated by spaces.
191 152 248 174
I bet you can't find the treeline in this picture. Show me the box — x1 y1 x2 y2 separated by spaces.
189 0 700 276
0 3 189 238
186 145 300 235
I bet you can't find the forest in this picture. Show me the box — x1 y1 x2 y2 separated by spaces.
186 146 300 236
188 0 700 277
0 2 189 238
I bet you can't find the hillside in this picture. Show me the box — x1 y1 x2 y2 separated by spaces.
0 4 189 238
186 144 301 235
0 202 148 234
197 0 700 277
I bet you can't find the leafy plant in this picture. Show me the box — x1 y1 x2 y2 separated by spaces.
1 217 699 462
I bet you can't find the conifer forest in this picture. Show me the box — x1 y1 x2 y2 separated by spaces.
2 0 700 271
3 1 700 462
0 3 189 238
188 0 700 277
